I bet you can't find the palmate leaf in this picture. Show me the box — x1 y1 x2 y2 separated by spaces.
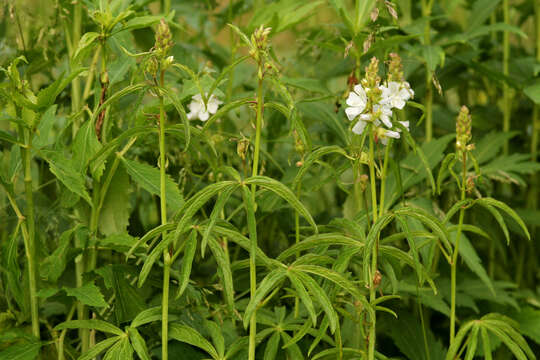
243 269 287 329
168 323 220 360
176 230 197 300
127 327 150 360
130 307 162 328
55 319 123 335
102 336 133 360
287 270 317 326
0 341 42 360
79 336 122 360
244 176 317 232
446 313 535 360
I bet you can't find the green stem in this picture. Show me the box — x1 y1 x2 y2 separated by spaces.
71 1 82 133
502 0 511 155
248 75 264 360
367 127 378 360
294 186 301 318
158 84 170 360
450 152 467 345
21 128 39 340
163 0 171 14
422 0 434 142
378 139 392 218
368 127 378 224
532 0 540 164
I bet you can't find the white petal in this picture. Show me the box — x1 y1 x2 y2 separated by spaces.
346 92 366 109
352 120 367 135
192 93 202 101
385 130 401 139
380 115 392 128
188 100 202 113
353 84 366 97
392 98 406 110
399 121 409 130
199 110 210 121
207 100 219 114
187 111 197 120
345 106 362 121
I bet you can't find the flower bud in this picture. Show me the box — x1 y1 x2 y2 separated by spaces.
253 25 271 49
293 130 305 155
144 57 158 77
155 19 173 58
456 105 472 155
237 138 249 160
387 53 404 83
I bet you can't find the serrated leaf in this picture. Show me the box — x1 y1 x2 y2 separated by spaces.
168 323 219 360
128 327 150 360
176 230 197 299
121 157 184 212
98 166 130 236
72 32 100 63
0 341 41 360
63 281 108 308
55 320 123 335
41 150 92 205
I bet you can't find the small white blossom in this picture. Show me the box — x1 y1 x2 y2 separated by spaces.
187 93 223 121
377 127 401 145
345 84 368 121
380 81 414 110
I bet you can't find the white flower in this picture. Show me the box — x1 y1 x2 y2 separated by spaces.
377 127 401 145
345 84 367 121
187 93 223 121
380 81 414 110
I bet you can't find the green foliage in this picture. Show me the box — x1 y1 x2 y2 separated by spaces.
0 0 539 359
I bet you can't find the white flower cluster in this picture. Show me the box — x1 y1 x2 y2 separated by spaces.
345 80 414 145
187 93 223 121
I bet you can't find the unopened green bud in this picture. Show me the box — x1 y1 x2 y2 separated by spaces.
387 53 404 82
155 19 173 58
145 57 158 76
253 25 271 49
237 138 249 160
293 130 305 154
456 105 472 155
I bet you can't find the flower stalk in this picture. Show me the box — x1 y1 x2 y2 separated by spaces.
502 0 511 155
421 0 434 142
450 106 473 344
21 126 40 340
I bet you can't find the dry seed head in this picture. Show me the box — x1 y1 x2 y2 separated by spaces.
456 105 472 154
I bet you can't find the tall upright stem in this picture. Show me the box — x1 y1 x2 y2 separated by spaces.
532 1 540 164
368 129 378 224
248 76 264 360
422 0 434 142
379 140 391 218
450 153 467 344
158 72 170 360
163 0 171 14
367 128 378 360
502 0 511 154
21 128 39 340
71 1 82 132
